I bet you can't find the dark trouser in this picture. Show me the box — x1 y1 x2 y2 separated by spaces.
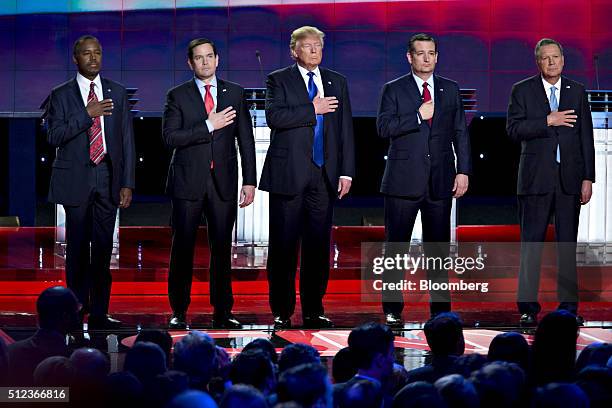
168 174 236 318
64 159 116 318
517 166 581 315
383 187 452 317
267 163 334 319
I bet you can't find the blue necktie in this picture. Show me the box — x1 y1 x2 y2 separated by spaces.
307 71 324 167
550 86 560 163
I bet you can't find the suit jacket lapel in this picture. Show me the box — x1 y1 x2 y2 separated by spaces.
101 77 114 138
189 78 207 118
432 75 444 126
289 64 311 105
320 68 334 139
404 74 423 106
558 76 571 111
216 78 228 112
530 75 552 114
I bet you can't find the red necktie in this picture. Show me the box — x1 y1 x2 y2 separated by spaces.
422 82 432 126
204 84 214 114
87 82 105 164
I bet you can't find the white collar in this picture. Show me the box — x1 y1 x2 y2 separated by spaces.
541 76 561 91
195 76 217 89
76 72 102 91
297 64 321 79
412 71 434 91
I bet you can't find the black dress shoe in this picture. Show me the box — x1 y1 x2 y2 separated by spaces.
168 313 188 330
385 313 404 328
212 315 243 329
575 315 585 326
273 316 292 330
303 315 335 329
88 315 122 330
519 313 537 327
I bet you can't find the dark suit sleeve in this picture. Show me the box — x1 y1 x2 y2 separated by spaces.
453 86 472 175
506 83 550 143
376 82 420 139
121 90 136 189
339 78 355 178
162 89 212 148
580 88 595 182
236 88 257 186
46 89 93 147
265 73 316 130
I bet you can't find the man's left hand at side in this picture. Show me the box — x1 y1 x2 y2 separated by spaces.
453 174 469 198
581 180 592 205
119 188 133 209
239 185 256 208
337 178 352 199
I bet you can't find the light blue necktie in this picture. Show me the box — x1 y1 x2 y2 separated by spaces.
307 71 324 167
550 86 560 163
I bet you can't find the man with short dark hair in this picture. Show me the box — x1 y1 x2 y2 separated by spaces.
377 33 471 327
277 363 332 407
405 312 465 384
7 286 81 385
46 35 135 330
507 38 595 327
260 26 355 329
163 38 257 329
172 331 217 390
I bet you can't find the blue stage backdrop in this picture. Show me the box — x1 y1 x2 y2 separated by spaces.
0 0 609 115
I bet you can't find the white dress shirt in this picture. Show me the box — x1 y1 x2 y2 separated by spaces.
195 76 217 133
76 72 107 154
542 76 561 109
412 72 435 124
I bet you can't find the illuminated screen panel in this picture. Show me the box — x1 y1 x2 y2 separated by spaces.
0 1 608 115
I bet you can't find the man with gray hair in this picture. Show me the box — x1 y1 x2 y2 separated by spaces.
260 26 355 329
507 38 595 327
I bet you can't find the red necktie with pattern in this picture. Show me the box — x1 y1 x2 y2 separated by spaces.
204 84 214 114
87 82 105 164
422 82 432 126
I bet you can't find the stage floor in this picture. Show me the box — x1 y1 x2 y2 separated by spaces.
1 226 611 336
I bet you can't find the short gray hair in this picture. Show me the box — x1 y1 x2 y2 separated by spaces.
290 26 325 51
535 38 563 58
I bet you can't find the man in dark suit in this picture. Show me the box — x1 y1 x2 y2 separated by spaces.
46 35 135 330
162 38 256 329
260 26 355 329
507 38 595 326
376 33 471 326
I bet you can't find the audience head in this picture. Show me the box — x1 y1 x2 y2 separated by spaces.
36 286 81 333
532 310 579 385
278 343 320 374
451 353 487 378
332 347 357 383
533 382 589 408
135 329 173 364
168 390 218 408
230 349 276 395
277 363 331 407
33 356 74 386
575 365 612 408
487 331 529 370
470 361 525 408
424 312 465 356
220 384 268 408
243 338 278 365
576 342 612 373
173 331 217 388
336 378 383 408
348 322 395 381
150 370 190 408
124 341 167 385
393 381 446 408
69 347 110 380
104 372 143 406
434 374 479 408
